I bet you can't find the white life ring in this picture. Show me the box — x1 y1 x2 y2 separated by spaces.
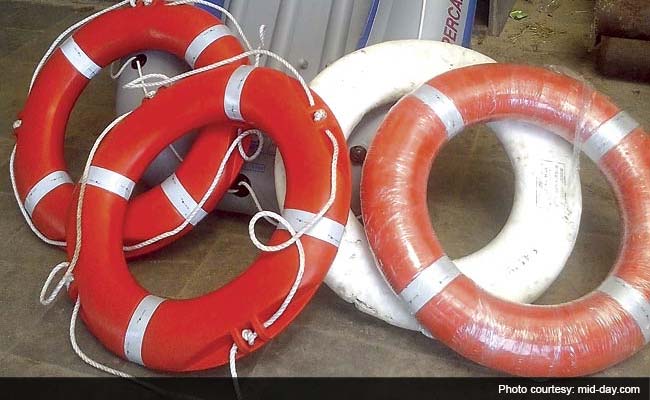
275 40 582 333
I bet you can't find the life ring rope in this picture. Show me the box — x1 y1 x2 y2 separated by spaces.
125 48 315 106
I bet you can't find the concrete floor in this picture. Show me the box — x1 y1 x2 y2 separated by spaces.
1 0 649 377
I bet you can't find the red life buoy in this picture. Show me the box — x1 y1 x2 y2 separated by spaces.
12 0 246 256
67 64 351 371
362 64 650 376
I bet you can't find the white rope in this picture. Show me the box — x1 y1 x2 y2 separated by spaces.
250 129 337 252
236 181 278 226
134 58 155 98
39 262 72 305
228 126 338 399
109 55 138 80
255 25 267 67
417 0 427 40
9 146 67 247
70 296 207 400
70 297 133 378
39 112 131 305
123 49 315 107
229 215 305 399
122 129 263 252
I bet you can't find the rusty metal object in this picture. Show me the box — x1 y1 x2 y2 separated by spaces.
596 35 650 82
595 0 650 41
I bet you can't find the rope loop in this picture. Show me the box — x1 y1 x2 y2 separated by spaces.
238 129 264 161
123 48 316 107
39 262 74 306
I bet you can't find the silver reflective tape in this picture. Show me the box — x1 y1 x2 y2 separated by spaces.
598 276 650 343
582 112 639 163
399 255 462 315
278 208 345 248
184 24 233 68
60 37 101 79
123 295 165 366
224 65 255 121
24 171 72 217
160 173 208 226
412 84 465 138
86 166 135 200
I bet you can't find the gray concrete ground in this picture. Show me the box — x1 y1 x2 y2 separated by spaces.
1 0 649 377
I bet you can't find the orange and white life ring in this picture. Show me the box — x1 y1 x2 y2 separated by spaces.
67 65 351 371
11 0 245 256
362 63 650 376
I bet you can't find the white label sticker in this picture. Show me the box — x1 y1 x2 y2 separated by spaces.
536 160 567 209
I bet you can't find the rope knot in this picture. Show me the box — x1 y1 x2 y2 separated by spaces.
241 329 258 346
12 120 22 130
129 0 152 6
313 109 327 122
62 272 74 287
237 130 264 161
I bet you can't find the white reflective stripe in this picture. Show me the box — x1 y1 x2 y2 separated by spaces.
582 111 639 163
24 171 72 217
278 208 345 248
184 24 233 68
123 295 166 366
60 37 101 79
224 65 255 122
598 276 650 343
86 166 135 200
412 84 464 138
399 255 462 315
160 173 208 226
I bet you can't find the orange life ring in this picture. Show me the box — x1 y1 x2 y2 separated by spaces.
67 65 351 371
12 0 245 256
362 63 650 376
